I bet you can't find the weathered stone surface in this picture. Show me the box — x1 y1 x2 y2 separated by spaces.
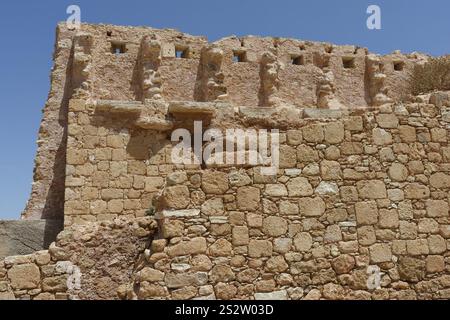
265 184 288 197
139 268 165 282
167 238 207 257
202 171 229 194
398 257 425 282
376 114 398 128
286 177 313 197
372 128 393 145
201 198 224 216
262 217 288 237
331 254 355 274
355 201 378 225
404 183 430 199
163 186 190 209
321 160 342 180
324 122 344 144
369 243 392 263
0 220 62 259
388 163 408 182
248 240 273 258
8 263 41 290
429 173 450 189
237 187 260 210
426 200 449 218
42 275 68 292
254 290 288 300
356 180 387 199
12 23 450 302
298 197 326 217
208 239 233 257
293 232 313 252
426 256 445 273
232 226 249 246
265 256 289 272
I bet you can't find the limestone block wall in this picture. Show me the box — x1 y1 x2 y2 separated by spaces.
59 95 450 300
23 23 428 221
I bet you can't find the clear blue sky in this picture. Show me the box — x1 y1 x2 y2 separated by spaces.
0 0 448 219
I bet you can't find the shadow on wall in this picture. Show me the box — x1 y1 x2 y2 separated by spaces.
0 219 63 260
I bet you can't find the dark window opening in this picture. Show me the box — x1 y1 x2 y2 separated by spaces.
394 61 405 71
342 57 355 69
176 47 189 59
240 39 245 47
325 45 333 54
107 31 113 37
291 55 304 66
233 51 247 63
299 44 306 51
111 42 126 54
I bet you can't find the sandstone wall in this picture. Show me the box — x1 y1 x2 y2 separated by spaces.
14 23 450 300
59 95 450 300
23 23 427 220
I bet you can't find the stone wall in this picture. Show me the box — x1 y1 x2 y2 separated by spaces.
0 217 157 300
12 23 450 300
58 94 450 300
23 23 428 221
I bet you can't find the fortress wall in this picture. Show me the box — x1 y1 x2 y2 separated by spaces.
21 25 76 220
23 23 426 221
57 95 450 300
16 23 449 300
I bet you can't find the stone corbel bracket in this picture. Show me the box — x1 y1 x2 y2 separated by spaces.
95 100 143 114
168 101 217 117
94 99 174 132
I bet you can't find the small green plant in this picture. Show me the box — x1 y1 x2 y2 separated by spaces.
145 206 156 217
410 56 450 95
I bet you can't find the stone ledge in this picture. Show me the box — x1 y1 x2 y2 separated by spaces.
95 100 143 114
135 117 174 131
154 209 201 219
303 108 348 119
169 101 216 115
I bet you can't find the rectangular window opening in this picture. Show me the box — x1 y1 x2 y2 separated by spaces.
342 57 355 69
233 51 247 63
175 46 190 59
111 42 126 55
291 55 304 66
394 61 405 71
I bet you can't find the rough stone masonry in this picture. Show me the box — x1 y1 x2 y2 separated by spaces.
0 22 449 300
